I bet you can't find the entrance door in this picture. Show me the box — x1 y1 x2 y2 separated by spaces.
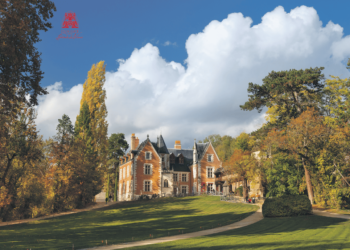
173 188 177 195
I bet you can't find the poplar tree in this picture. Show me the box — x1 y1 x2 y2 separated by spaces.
79 61 108 166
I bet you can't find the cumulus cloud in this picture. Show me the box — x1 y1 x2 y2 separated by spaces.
36 5 350 148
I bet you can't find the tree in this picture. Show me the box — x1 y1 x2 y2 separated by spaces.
240 67 325 127
54 114 74 145
107 133 129 168
284 108 329 204
224 149 257 199
0 0 56 110
347 58 350 70
79 61 108 166
199 134 222 148
235 132 255 152
324 76 350 126
0 103 45 220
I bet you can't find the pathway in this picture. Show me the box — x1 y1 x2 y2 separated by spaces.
0 201 119 227
312 209 350 220
81 205 264 250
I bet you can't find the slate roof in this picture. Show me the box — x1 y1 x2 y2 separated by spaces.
131 137 210 173
196 142 210 160
156 135 169 154
168 148 193 159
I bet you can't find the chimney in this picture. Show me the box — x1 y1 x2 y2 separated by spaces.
135 137 139 149
131 133 136 150
174 140 181 149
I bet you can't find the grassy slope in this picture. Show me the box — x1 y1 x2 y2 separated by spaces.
129 215 350 250
0 196 258 250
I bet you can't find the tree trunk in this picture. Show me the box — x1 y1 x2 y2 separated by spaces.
302 157 314 204
243 178 248 200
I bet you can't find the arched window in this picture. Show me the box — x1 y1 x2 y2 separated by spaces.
164 179 169 188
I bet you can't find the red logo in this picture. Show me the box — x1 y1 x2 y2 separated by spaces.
57 11 82 40
62 11 79 28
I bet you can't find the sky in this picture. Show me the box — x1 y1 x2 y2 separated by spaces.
35 0 350 149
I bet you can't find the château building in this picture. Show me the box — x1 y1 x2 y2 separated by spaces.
118 134 222 201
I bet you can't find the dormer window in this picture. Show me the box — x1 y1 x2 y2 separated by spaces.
170 154 175 163
207 154 213 162
179 156 184 164
145 152 152 160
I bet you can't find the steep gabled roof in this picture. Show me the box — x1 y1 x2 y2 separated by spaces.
157 135 169 154
197 142 210 160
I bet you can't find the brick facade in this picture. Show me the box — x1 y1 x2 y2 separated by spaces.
118 134 222 201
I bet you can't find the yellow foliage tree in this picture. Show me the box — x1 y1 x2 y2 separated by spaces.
78 61 108 166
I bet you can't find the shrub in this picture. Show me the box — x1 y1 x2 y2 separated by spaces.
236 186 243 197
262 195 312 217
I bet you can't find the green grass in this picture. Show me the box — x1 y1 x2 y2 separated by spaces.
0 196 258 250
128 215 350 250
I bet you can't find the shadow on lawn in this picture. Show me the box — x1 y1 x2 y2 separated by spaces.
0 197 257 250
149 241 348 250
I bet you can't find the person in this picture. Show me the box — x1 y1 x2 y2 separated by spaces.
109 194 112 202
105 197 108 204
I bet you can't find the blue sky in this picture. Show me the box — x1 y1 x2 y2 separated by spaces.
36 0 350 147
38 0 350 90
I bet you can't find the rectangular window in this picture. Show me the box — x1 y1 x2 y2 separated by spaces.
179 157 184 164
182 186 187 194
145 181 150 192
208 154 213 162
173 173 178 182
146 152 151 160
145 164 151 175
182 173 187 182
207 168 213 178
207 183 213 192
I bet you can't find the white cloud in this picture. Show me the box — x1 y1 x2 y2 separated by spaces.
36 5 350 148
163 41 177 46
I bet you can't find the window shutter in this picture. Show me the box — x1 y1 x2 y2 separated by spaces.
150 180 152 191
150 165 153 175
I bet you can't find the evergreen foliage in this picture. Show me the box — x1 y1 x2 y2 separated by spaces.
262 195 312 217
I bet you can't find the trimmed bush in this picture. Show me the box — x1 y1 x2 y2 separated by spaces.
262 195 312 217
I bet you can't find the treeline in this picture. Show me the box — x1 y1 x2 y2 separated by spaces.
0 59 130 221
204 62 350 209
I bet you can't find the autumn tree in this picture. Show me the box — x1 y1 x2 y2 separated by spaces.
324 76 350 126
0 0 56 111
78 61 109 167
283 108 329 204
240 67 325 127
225 149 257 199
0 104 46 220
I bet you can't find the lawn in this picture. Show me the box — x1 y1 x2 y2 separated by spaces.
128 215 350 250
0 196 258 250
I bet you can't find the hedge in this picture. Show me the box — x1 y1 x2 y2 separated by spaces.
262 195 312 217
